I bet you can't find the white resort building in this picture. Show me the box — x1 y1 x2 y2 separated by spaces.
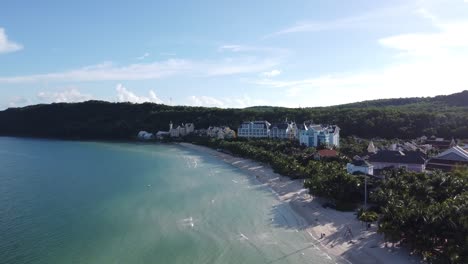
207 126 236 139
169 122 195 137
237 121 271 138
270 122 298 140
298 123 340 148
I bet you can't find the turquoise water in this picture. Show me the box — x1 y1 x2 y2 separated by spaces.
0 137 335 264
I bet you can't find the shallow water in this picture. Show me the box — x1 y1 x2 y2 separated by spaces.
0 137 336 264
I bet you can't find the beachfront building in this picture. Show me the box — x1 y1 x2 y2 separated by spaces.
207 126 236 139
155 131 170 139
137 131 154 140
426 146 468 171
347 159 374 175
169 122 195 137
298 123 340 148
368 150 426 173
193 129 207 137
237 121 271 138
270 122 298 140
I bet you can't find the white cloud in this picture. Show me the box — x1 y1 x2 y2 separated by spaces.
116 84 163 104
261 69 281 77
188 96 225 107
136 52 150 60
218 45 247 52
37 88 93 103
266 4 413 38
0 28 23 54
415 8 437 22
148 90 164 104
204 57 278 76
0 60 192 83
285 87 303 97
269 20 349 36
254 53 468 106
379 20 468 56
187 94 267 108
8 96 32 108
218 44 290 56
0 57 280 83
6 85 164 109
254 7 468 106
229 95 267 108
160 52 176 56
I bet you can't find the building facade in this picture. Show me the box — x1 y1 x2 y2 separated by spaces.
298 124 340 148
270 122 298 140
237 121 271 138
169 122 195 137
426 146 468 171
347 160 374 175
368 150 426 173
207 126 236 139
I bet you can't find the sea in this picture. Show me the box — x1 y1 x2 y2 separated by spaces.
0 137 336 264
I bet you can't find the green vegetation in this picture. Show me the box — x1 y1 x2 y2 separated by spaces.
372 167 468 263
357 209 379 229
304 162 362 210
194 137 313 179
0 90 467 140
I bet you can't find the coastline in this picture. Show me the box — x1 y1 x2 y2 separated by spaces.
179 142 420 264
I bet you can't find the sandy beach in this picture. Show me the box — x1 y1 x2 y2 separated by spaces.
180 143 420 264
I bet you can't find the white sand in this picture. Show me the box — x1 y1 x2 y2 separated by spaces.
180 143 420 264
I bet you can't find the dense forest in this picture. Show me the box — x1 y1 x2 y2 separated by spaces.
0 90 467 140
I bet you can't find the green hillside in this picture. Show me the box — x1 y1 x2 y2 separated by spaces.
0 90 467 140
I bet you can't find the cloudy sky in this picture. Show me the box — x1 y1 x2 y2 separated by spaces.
1 0 467 109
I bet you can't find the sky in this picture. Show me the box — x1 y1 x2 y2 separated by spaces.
1 0 468 109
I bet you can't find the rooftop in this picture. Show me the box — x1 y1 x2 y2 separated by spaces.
368 150 426 164
317 149 338 157
239 120 271 129
437 146 468 161
351 159 372 167
271 123 289 129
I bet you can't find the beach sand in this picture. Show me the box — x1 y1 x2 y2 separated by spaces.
180 143 420 264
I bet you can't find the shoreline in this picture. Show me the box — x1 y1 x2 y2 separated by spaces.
179 142 419 264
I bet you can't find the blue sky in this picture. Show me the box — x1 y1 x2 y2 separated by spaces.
1 0 468 109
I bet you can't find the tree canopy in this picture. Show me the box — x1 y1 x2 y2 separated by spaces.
372 167 468 263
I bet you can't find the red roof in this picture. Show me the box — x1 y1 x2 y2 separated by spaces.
317 149 338 157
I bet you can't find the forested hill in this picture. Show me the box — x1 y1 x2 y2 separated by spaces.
337 90 468 108
0 91 467 140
